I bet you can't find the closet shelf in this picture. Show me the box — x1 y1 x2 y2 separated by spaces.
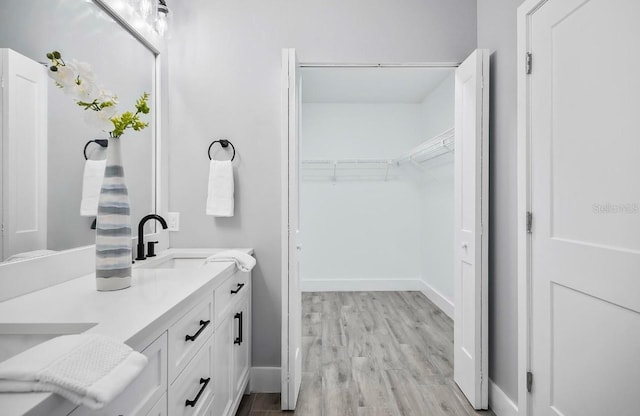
395 128 454 167
302 159 397 182
301 128 454 181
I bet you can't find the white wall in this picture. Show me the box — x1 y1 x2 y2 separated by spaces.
300 103 423 287
477 0 526 404
420 73 455 140
167 0 477 370
419 74 455 304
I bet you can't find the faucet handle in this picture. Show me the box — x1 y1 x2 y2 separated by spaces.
147 241 159 257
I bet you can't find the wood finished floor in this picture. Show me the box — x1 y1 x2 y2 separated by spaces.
236 291 495 416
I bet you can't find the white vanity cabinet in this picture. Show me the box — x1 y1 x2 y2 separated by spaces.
62 267 252 416
212 271 252 416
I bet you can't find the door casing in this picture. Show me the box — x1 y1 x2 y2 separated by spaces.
517 1 548 415
280 55 496 410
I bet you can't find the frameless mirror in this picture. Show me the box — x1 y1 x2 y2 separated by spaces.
0 0 158 262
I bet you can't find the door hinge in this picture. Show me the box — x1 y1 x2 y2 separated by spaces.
527 371 533 393
526 211 533 234
526 53 533 75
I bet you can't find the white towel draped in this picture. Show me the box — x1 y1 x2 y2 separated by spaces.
204 250 256 272
206 160 234 217
80 159 107 217
0 334 148 410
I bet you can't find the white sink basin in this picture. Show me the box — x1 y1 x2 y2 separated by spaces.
136 255 208 270
0 322 96 363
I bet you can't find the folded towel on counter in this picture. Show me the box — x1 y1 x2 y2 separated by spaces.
0 334 148 410
206 160 234 217
204 250 256 272
80 159 107 217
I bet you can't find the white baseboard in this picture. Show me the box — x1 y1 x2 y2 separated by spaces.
417 280 455 319
250 367 281 393
301 278 424 292
300 278 455 319
489 379 519 416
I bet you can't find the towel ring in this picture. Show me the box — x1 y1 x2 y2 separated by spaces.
208 139 236 161
83 139 109 160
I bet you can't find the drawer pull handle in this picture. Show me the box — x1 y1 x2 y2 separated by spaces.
185 377 211 407
185 320 210 342
234 311 243 345
230 283 245 294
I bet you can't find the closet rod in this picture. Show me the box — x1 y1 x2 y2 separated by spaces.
302 158 391 165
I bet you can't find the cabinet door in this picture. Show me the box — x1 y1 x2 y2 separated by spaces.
145 394 167 416
212 314 233 416
68 332 167 416
233 296 250 398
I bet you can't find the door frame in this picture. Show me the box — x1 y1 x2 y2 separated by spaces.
517 1 550 415
280 57 485 409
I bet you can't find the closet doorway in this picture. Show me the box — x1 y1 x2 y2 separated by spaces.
281 50 489 412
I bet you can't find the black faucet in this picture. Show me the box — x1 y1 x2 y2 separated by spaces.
136 214 168 261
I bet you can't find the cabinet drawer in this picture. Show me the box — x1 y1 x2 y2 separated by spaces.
145 393 167 416
202 398 214 416
69 332 167 416
168 294 214 382
168 333 214 416
215 271 249 320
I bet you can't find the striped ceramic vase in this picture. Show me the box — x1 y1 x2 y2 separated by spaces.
95 136 132 291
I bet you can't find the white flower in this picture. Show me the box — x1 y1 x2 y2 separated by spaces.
97 88 119 106
83 108 114 131
68 60 95 83
68 78 98 102
47 65 76 88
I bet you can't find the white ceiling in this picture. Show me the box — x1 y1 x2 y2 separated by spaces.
301 67 454 104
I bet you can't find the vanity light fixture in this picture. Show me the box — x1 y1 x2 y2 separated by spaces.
156 0 169 37
137 0 153 20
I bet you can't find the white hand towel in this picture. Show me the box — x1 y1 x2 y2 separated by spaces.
80 159 107 217
204 250 256 272
0 334 148 410
206 160 234 217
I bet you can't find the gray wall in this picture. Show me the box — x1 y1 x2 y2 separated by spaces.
477 0 526 403
167 0 477 369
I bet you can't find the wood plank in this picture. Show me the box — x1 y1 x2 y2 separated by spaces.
281 291 496 416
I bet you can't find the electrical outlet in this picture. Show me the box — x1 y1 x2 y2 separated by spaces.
167 212 180 231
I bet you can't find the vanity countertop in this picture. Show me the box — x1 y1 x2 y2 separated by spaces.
0 248 254 416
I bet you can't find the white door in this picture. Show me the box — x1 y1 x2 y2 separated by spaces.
453 49 490 410
528 1 640 415
0 48 48 260
281 48 302 410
